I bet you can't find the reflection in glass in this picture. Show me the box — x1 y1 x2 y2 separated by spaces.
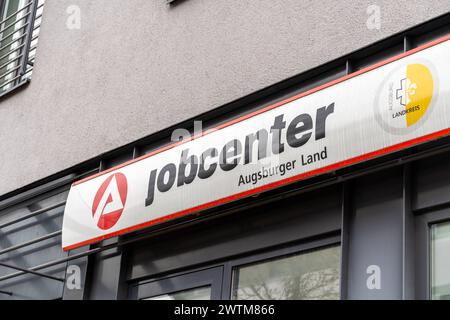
431 221 450 300
145 286 211 300
232 246 340 300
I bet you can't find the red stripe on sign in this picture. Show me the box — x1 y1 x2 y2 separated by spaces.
63 127 450 251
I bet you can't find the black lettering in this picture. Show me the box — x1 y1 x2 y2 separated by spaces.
315 103 335 140
270 115 286 154
198 148 218 179
244 129 268 164
145 169 157 207
157 163 176 192
287 113 313 148
177 149 198 187
220 139 242 171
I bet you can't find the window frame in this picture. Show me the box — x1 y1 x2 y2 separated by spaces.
222 235 341 300
415 207 450 299
128 266 224 300
0 0 41 99
0 1 6 17
127 234 340 300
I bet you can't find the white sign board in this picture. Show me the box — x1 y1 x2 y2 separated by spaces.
62 36 450 250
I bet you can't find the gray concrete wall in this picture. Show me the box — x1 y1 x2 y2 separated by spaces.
0 0 449 196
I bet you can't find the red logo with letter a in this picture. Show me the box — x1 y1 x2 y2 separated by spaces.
92 173 128 230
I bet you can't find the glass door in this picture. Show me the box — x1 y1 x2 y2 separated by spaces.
129 267 223 300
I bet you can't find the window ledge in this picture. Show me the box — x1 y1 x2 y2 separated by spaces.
0 79 31 101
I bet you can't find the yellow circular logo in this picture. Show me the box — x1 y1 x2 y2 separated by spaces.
375 61 437 134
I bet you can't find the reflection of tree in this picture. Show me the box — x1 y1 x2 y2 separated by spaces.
236 268 339 300
284 268 340 300
234 247 341 300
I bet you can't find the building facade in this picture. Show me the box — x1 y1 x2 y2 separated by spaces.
0 0 450 300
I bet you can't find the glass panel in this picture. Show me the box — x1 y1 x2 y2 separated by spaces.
431 221 450 300
145 286 211 300
0 189 69 299
232 246 340 300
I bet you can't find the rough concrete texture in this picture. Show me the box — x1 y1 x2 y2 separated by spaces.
0 0 449 195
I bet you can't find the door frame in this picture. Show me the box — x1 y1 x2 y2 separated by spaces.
415 207 450 299
128 266 223 300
